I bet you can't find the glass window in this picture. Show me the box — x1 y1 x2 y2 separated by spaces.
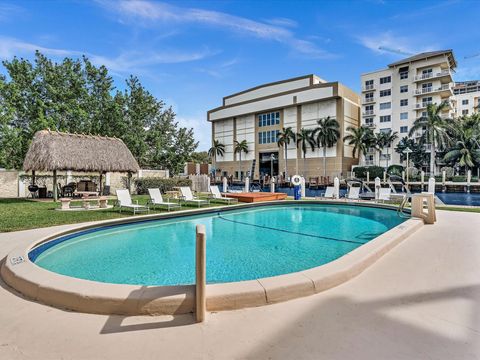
266 131 271 143
380 128 391 133
380 76 391 84
259 132 263 144
400 85 408 93
462 109 469 115
258 111 281 127
380 89 391 97
400 71 408 80
380 115 391 122
365 117 373 125
400 126 408 133
462 99 469 105
380 102 391 110
400 99 408 106
400 112 408 120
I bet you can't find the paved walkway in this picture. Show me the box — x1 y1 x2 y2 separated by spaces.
0 210 479 360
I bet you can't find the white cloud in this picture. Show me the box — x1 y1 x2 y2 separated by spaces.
98 0 335 59
0 3 24 22
0 36 216 75
356 32 437 56
176 115 211 151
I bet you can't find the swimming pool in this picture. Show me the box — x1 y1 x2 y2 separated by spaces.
31 204 405 286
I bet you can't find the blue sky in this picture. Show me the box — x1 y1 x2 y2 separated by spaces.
1 0 479 150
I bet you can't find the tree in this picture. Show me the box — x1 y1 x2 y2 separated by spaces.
395 137 428 169
314 116 340 177
372 132 386 166
409 101 451 175
277 127 296 178
234 140 249 180
443 117 480 172
191 151 210 164
343 126 373 162
208 140 225 172
381 130 399 167
296 128 316 177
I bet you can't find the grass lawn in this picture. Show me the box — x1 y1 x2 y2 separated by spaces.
0 196 228 232
437 206 480 213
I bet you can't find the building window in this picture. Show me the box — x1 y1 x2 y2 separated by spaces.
380 115 391 123
462 109 469 115
364 105 374 115
462 99 469 105
379 102 391 110
365 92 374 102
422 82 433 93
365 117 374 125
380 89 391 97
258 111 280 127
400 72 408 80
400 99 408 106
258 130 279 144
400 126 408 133
422 68 433 75
380 76 391 84
400 85 408 93
365 79 374 90
422 97 433 106
400 112 408 120
380 128 391 134
380 154 391 160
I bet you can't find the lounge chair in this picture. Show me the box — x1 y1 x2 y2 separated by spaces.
378 188 392 203
147 188 181 211
209 185 238 204
179 187 210 207
316 186 336 200
347 186 361 200
309 177 319 189
115 189 149 215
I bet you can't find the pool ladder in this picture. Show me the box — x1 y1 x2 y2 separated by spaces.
397 194 411 218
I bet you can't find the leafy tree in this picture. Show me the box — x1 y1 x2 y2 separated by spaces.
208 140 225 171
191 151 210 164
343 126 373 161
394 137 428 169
234 140 249 180
409 101 451 175
277 127 296 178
372 132 386 166
381 130 399 167
314 116 340 177
296 128 316 177
443 117 480 172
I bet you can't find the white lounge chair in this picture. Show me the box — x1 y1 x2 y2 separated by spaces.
347 186 360 200
179 187 210 207
210 185 238 204
147 188 181 211
116 189 149 215
378 188 392 202
316 186 336 200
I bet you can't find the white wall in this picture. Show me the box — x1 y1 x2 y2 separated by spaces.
301 100 337 158
214 119 234 162
283 106 298 159
235 114 255 160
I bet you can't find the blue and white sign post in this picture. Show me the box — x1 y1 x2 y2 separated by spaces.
292 175 302 200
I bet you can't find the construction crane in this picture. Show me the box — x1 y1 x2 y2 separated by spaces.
378 46 414 56
464 53 480 60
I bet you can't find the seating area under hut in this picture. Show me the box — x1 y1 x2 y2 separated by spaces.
23 130 140 205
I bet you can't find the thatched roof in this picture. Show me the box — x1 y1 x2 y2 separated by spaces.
23 130 140 173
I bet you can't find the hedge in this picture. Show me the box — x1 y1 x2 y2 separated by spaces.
386 165 404 177
134 178 192 195
352 166 384 179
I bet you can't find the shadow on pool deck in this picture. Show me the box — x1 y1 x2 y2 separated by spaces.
100 312 196 333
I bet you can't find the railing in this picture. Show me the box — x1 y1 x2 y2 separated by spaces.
413 84 451 95
362 110 374 116
414 70 451 81
362 84 375 91
364 123 376 128
363 97 375 103
415 102 433 109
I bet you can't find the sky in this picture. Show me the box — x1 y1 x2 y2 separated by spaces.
1 0 479 150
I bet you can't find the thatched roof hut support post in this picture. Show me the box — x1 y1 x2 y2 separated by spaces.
99 172 104 195
32 170 36 185
127 171 132 193
52 170 58 202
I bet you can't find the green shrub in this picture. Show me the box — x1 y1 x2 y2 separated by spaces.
452 175 467 182
387 165 404 177
440 166 454 178
353 166 384 179
134 178 192 195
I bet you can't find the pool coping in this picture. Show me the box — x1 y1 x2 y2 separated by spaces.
1 200 424 315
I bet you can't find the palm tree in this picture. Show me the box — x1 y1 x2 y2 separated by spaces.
296 128 316 177
277 127 296 178
373 132 386 166
409 101 451 176
343 126 374 162
233 140 249 180
208 140 225 175
443 118 480 172
382 130 399 168
314 116 340 177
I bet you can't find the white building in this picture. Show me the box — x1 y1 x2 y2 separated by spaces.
453 81 480 116
360 50 457 167
207 75 360 180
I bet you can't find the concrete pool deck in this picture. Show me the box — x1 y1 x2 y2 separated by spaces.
0 210 479 359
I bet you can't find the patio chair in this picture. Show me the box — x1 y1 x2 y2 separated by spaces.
209 185 238 204
115 189 149 215
147 188 181 211
347 186 361 201
179 187 210 207
316 186 336 200
378 188 392 203
309 177 319 189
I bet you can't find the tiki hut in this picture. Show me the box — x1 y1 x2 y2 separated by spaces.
23 129 140 200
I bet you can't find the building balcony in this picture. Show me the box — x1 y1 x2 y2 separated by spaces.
361 84 375 92
362 110 375 117
363 96 376 104
415 100 452 110
413 84 452 97
364 122 376 128
413 70 452 83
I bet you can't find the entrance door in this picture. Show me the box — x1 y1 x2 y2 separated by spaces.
259 152 279 177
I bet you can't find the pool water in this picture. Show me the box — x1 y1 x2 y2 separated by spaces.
32 204 405 286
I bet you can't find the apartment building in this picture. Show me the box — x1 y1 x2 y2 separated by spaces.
360 50 457 166
207 75 360 180
453 81 480 116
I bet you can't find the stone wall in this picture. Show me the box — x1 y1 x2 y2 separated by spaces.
0 171 24 198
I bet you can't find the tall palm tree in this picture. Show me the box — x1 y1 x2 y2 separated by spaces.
343 126 373 162
382 130 399 168
409 101 451 176
296 128 316 177
233 140 249 180
208 140 225 175
314 116 340 177
373 132 386 166
277 127 296 178
443 118 480 172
